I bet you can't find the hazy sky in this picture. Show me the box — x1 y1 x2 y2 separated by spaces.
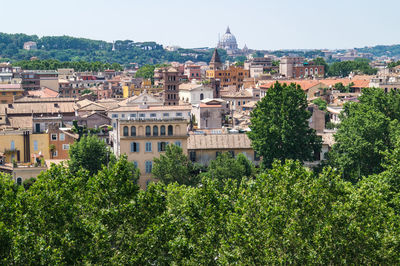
1 0 399 50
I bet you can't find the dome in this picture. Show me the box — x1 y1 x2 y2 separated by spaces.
217 26 238 52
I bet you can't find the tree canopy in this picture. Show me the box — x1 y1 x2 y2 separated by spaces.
328 87 400 181
68 134 115 176
248 82 321 168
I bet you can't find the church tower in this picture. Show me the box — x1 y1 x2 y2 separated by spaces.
209 48 222 71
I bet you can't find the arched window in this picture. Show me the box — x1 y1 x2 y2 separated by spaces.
168 125 173 136
200 93 204 100
145 126 151 136
160 125 166 136
16 177 22 185
123 126 129 136
131 126 136 136
153 125 158 136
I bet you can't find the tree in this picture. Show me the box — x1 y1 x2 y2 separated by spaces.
248 82 321 168
204 152 255 182
312 97 327 110
152 144 198 186
328 88 400 181
68 135 114 176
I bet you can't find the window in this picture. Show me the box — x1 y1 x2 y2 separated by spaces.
130 113 136 118
153 126 158 136
145 161 153 173
175 141 181 147
216 151 221 158
145 126 151 136
145 142 152 152
200 93 204 100
16 177 22 186
160 125 166 136
150 113 156 118
113 123 116 128
52 150 58 157
131 142 139 152
62 144 70 150
176 112 182 117
163 113 169 117
59 133 65 141
139 113 145 118
121 114 125 118
158 141 168 152
51 134 57 141
189 151 196 162
254 151 260 161
228 150 235 157
133 161 138 168
33 140 38 151
10 140 15 150
123 126 129 136
112 114 118 118
168 125 173 136
131 126 136 136
238 101 241 106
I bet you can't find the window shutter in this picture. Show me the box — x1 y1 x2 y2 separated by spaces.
137 142 140 152
131 142 134 152
158 142 161 152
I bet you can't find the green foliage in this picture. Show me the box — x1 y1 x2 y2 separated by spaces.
0 33 232 65
328 87 400 181
135 64 156 79
68 135 114 176
22 177 36 191
13 59 123 71
248 82 322 168
312 97 327 110
1 155 400 263
204 152 255 182
152 144 199 186
327 58 377 77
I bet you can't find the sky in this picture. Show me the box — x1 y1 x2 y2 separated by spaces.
1 0 400 50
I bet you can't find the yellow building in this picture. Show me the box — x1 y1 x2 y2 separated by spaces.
0 130 50 163
117 118 189 188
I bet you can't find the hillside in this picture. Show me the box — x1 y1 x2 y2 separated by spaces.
0 32 226 65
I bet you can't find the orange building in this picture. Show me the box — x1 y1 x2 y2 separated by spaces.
206 66 249 89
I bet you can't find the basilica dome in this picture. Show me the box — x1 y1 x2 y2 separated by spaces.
217 26 238 53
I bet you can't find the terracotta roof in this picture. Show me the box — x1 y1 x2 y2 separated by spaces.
14 97 75 103
187 134 252 150
350 79 370 88
8 116 33 129
27 87 59 98
179 83 204 91
0 102 75 115
223 89 253 98
199 103 222 108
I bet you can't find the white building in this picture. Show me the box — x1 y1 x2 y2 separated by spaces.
179 82 214 105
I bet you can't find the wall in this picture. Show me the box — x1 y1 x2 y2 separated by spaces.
118 120 188 189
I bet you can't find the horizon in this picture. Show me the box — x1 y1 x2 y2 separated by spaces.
2 31 399 52
1 0 399 51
